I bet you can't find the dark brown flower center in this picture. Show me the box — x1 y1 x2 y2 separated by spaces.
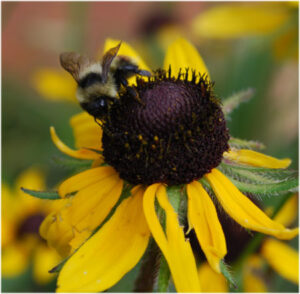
102 69 229 185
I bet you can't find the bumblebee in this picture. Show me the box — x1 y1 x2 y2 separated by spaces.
60 43 151 119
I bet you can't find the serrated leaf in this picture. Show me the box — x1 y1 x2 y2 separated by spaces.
21 187 60 200
223 88 255 117
229 137 265 150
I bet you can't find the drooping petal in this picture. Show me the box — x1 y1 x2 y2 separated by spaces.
223 149 291 168
41 167 123 256
32 244 61 285
243 255 268 292
143 184 201 292
205 169 298 240
261 239 299 284
198 262 228 292
187 181 227 273
50 127 100 160
57 186 150 292
102 38 151 86
58 166 117 197
70 112 103 150
163 38 210 80
192 3 289 39
32 69 77 102
274 194 298 227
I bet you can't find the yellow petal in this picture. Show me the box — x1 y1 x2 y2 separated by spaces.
187 181 227 273
57 186 150 292
42 168 123 256
198 262 228 292
163 38 210 80
32 69 77 102
102 39 151 86
192 3 289 39
32 244 61 285
143 184 201 292
58 166 117 197
223 149 291 168
243 255 268 292
274 194 298 227
2 244 29 277
50 126 101 160
261 239 299 284
205 169 298 240
70 112 103 150
39 211 73 257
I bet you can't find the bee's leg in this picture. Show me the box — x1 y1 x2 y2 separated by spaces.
119 64 151 77
126 86 145 106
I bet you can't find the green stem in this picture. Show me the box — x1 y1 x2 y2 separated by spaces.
134 239 160 292
157 254 171 292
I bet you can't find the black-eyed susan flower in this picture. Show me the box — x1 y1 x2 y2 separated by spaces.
31 38 298 292
2 168 61 285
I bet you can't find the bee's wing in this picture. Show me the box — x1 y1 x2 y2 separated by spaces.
101 42 121 82
60 52 90 82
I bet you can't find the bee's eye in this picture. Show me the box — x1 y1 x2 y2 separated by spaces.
78 73 102 88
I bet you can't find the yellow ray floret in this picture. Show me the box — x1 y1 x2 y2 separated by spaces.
198 262 228 292
163 38 210 80
223 149 291 168
206 169 298 240
261 239 299 284
50 127 100 160
143 184 201 292
57 186 150 292
187 181 227 273
40 167 123 256
70 112 103 151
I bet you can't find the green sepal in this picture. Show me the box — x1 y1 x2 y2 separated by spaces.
166 185 184 213
219 163 298 196
52 155 93 170
222 88 255 118
229 177 298 195
220 260 237 290
21 187 60 200
157 254 171 292
229 137 265 150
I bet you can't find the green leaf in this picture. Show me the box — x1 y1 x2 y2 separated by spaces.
223 88 255 117
229 137 265 150
228 177 298 196
220 260 237 290
52 155 93 169
21 187 60 200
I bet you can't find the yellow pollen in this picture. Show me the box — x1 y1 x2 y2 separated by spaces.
138 134 143 141
154 136 159 142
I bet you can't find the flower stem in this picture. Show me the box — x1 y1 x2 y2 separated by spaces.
157 254 171 292
134 239 160 292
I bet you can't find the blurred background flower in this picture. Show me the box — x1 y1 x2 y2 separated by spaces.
2 1 298 292
2 168 61 291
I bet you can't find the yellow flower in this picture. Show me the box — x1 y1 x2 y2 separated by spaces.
38 38 298 292
2 168 62 285
191 2 298 60
197 194 298 292
244 194 299 291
